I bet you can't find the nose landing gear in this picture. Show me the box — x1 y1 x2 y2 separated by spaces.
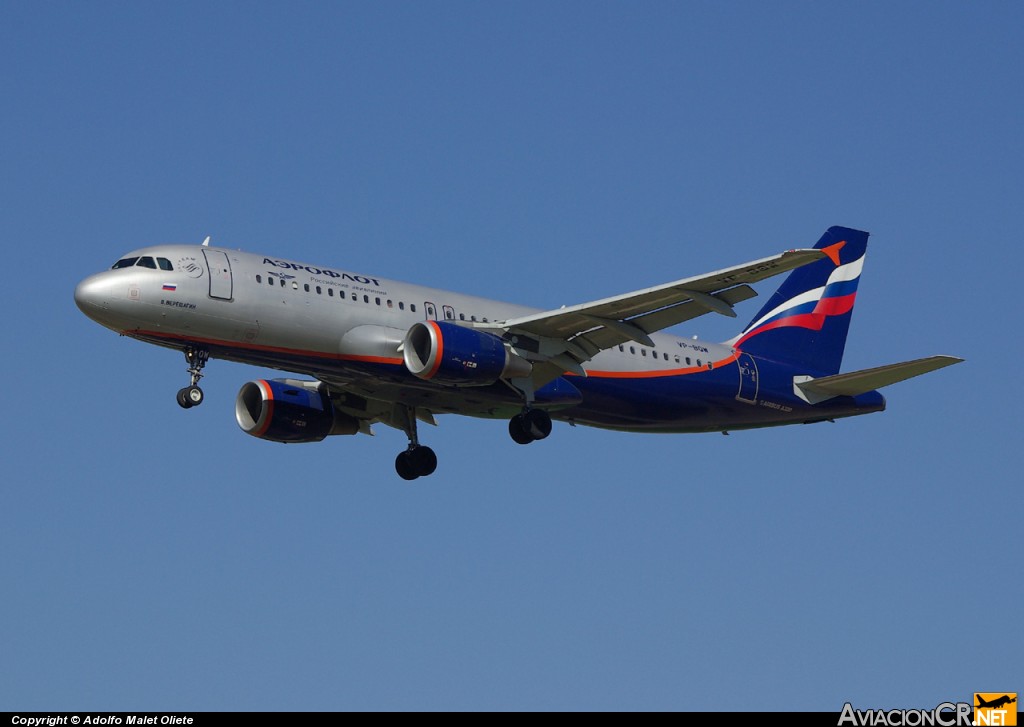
176 347 209 409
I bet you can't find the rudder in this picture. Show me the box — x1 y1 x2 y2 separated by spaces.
730 226 868 375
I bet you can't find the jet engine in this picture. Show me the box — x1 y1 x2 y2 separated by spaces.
235 379 360 443
403 321 532 386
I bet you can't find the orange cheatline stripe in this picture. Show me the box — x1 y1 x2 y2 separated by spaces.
581 351 739 379
133 328 740 382
132 329 404 366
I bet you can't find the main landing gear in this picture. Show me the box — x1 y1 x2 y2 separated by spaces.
394 405 437 481
508 408 552 445
176 347 209 409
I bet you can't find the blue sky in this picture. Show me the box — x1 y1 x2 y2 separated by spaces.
2 1 1020 711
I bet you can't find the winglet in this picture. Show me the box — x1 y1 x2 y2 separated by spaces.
202 236 211 247
820 241 845 266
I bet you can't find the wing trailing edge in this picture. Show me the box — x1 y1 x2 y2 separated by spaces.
794 355 963 404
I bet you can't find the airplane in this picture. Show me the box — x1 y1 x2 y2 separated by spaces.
976 695 1017 710
74 226 962 480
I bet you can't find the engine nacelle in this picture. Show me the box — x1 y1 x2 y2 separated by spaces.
403 320 532 386
235 379 360 443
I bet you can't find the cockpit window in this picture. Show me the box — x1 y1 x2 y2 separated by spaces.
111 255 174 271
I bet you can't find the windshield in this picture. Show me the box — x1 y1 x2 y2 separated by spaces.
111 256 174 271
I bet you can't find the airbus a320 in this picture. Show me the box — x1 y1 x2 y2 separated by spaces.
74 226 961 480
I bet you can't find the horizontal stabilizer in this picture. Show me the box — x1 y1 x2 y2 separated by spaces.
794 355 963 403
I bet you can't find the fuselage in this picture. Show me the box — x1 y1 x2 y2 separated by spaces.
74 244 885 433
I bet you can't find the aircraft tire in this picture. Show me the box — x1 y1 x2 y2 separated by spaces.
509 415 534 445
410 446 437 477
523 409 552 441
395 451 419 481
176 388 194 409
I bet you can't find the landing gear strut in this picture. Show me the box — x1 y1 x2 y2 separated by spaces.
176 347 209 409
394 405 437 481
508 408 552 445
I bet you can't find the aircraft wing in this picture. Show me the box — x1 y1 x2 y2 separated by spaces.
486 248 826 380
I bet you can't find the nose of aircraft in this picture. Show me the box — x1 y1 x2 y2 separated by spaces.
74 273 110 319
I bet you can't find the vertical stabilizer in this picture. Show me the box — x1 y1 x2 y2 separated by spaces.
730 226 868 375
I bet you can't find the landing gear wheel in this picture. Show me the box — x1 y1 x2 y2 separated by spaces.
509 415 534 445
523 408 552 440
177 386 203 409
395 451 418 481
410 445 437 477
395 445 438 480
509 409 552 444
393 405 439 480
185 385 204 407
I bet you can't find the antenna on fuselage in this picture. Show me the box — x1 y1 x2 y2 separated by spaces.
202 236 211 247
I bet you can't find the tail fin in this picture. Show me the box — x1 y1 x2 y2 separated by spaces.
730 226 868 375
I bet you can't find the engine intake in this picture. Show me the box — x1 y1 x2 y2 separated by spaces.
403 321 532 386
235 379 359 443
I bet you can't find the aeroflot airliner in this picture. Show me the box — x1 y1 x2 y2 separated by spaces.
75 226 961 479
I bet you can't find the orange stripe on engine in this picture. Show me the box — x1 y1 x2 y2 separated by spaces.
254 380 275 438
425 320 444 379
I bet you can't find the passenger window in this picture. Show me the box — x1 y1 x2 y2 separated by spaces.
459 313 465 321
316 286 322 294
304 284 310 292
158 258 173 271
674 355 680 364
328 288 334 297
112 257 139 269
279 279 285 287
630 346 636 355
686 357 691 365
291 281 298 290
138 256 157 269
387 300 393 308
471 315 477 322
664 353 669 361
364 295 369 303
375 297 381 305
618 345 624 352
256 275 262 283
641 349 647 357
339 290 346 299
411 304 417 313
399 302 405 310
696 359 702 367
